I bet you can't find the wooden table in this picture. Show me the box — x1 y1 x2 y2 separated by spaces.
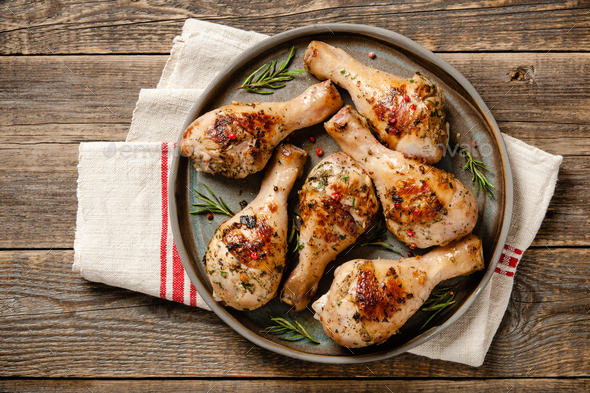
1 1 589 391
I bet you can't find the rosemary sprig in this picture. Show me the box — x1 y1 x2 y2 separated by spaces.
237 46 307 94
288 211 303 253
260 314 320 344
420 284 459 330
460 147 496 197
189 184 235 216
360 220 402 255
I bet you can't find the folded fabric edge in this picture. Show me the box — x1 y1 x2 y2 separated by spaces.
72 142 87 274
502 132 563 171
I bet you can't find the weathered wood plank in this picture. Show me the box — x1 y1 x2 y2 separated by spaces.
0 248 587 377
0 55 167 127
1 123 131 144
3 121 589 156
0 378 587 392
0 143 585 248
1 1 589 54
497 121 590 157
2 53 589 128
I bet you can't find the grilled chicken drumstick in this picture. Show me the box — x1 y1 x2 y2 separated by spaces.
281 152 379 311
325 106 477 248
180 80 343 178
304 41 448 164
205 144 308 311
312 234 484 348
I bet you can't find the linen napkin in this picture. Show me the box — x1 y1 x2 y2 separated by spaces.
73 19 563 366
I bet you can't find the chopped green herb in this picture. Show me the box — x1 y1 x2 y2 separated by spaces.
220 271 227 278
241 281 255 294
340 69 346 75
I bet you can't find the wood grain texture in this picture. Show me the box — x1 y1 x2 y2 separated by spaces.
1 0 589 54
3 121 589 155
0 378 588 392
2 2 588 383
1 123 131 144
1 53 588 248
0 248 588 378
1 144 586 248
2 53 590 127
0 55 167 127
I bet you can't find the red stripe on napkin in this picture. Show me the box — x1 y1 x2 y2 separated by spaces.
499 254 519 268
160 142 169 299
190 283 197 306
494 244 522 278
504 244 523 255
494 267 515 277
172 242 184 303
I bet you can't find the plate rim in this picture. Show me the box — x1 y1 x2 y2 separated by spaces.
169 23 514 364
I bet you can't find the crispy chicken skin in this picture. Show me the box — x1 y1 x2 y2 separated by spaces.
180 80 343 178
205 144 308 311
304 41 448 164
312 234 484 348
325 106 477 248
280 153 379 311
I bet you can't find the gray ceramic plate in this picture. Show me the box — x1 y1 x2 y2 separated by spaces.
169 24 513 363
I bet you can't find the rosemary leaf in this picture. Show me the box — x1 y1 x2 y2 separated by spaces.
459 147 496 197
420 284 459 330
237 46 307 94
288 211 302 253
261 314 319 344
189 184 235 217
360 220 402 255
421 300 456 312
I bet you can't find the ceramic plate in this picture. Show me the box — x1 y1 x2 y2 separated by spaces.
169 24 513 363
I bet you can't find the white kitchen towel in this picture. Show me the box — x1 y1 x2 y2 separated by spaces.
74 19 563 367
